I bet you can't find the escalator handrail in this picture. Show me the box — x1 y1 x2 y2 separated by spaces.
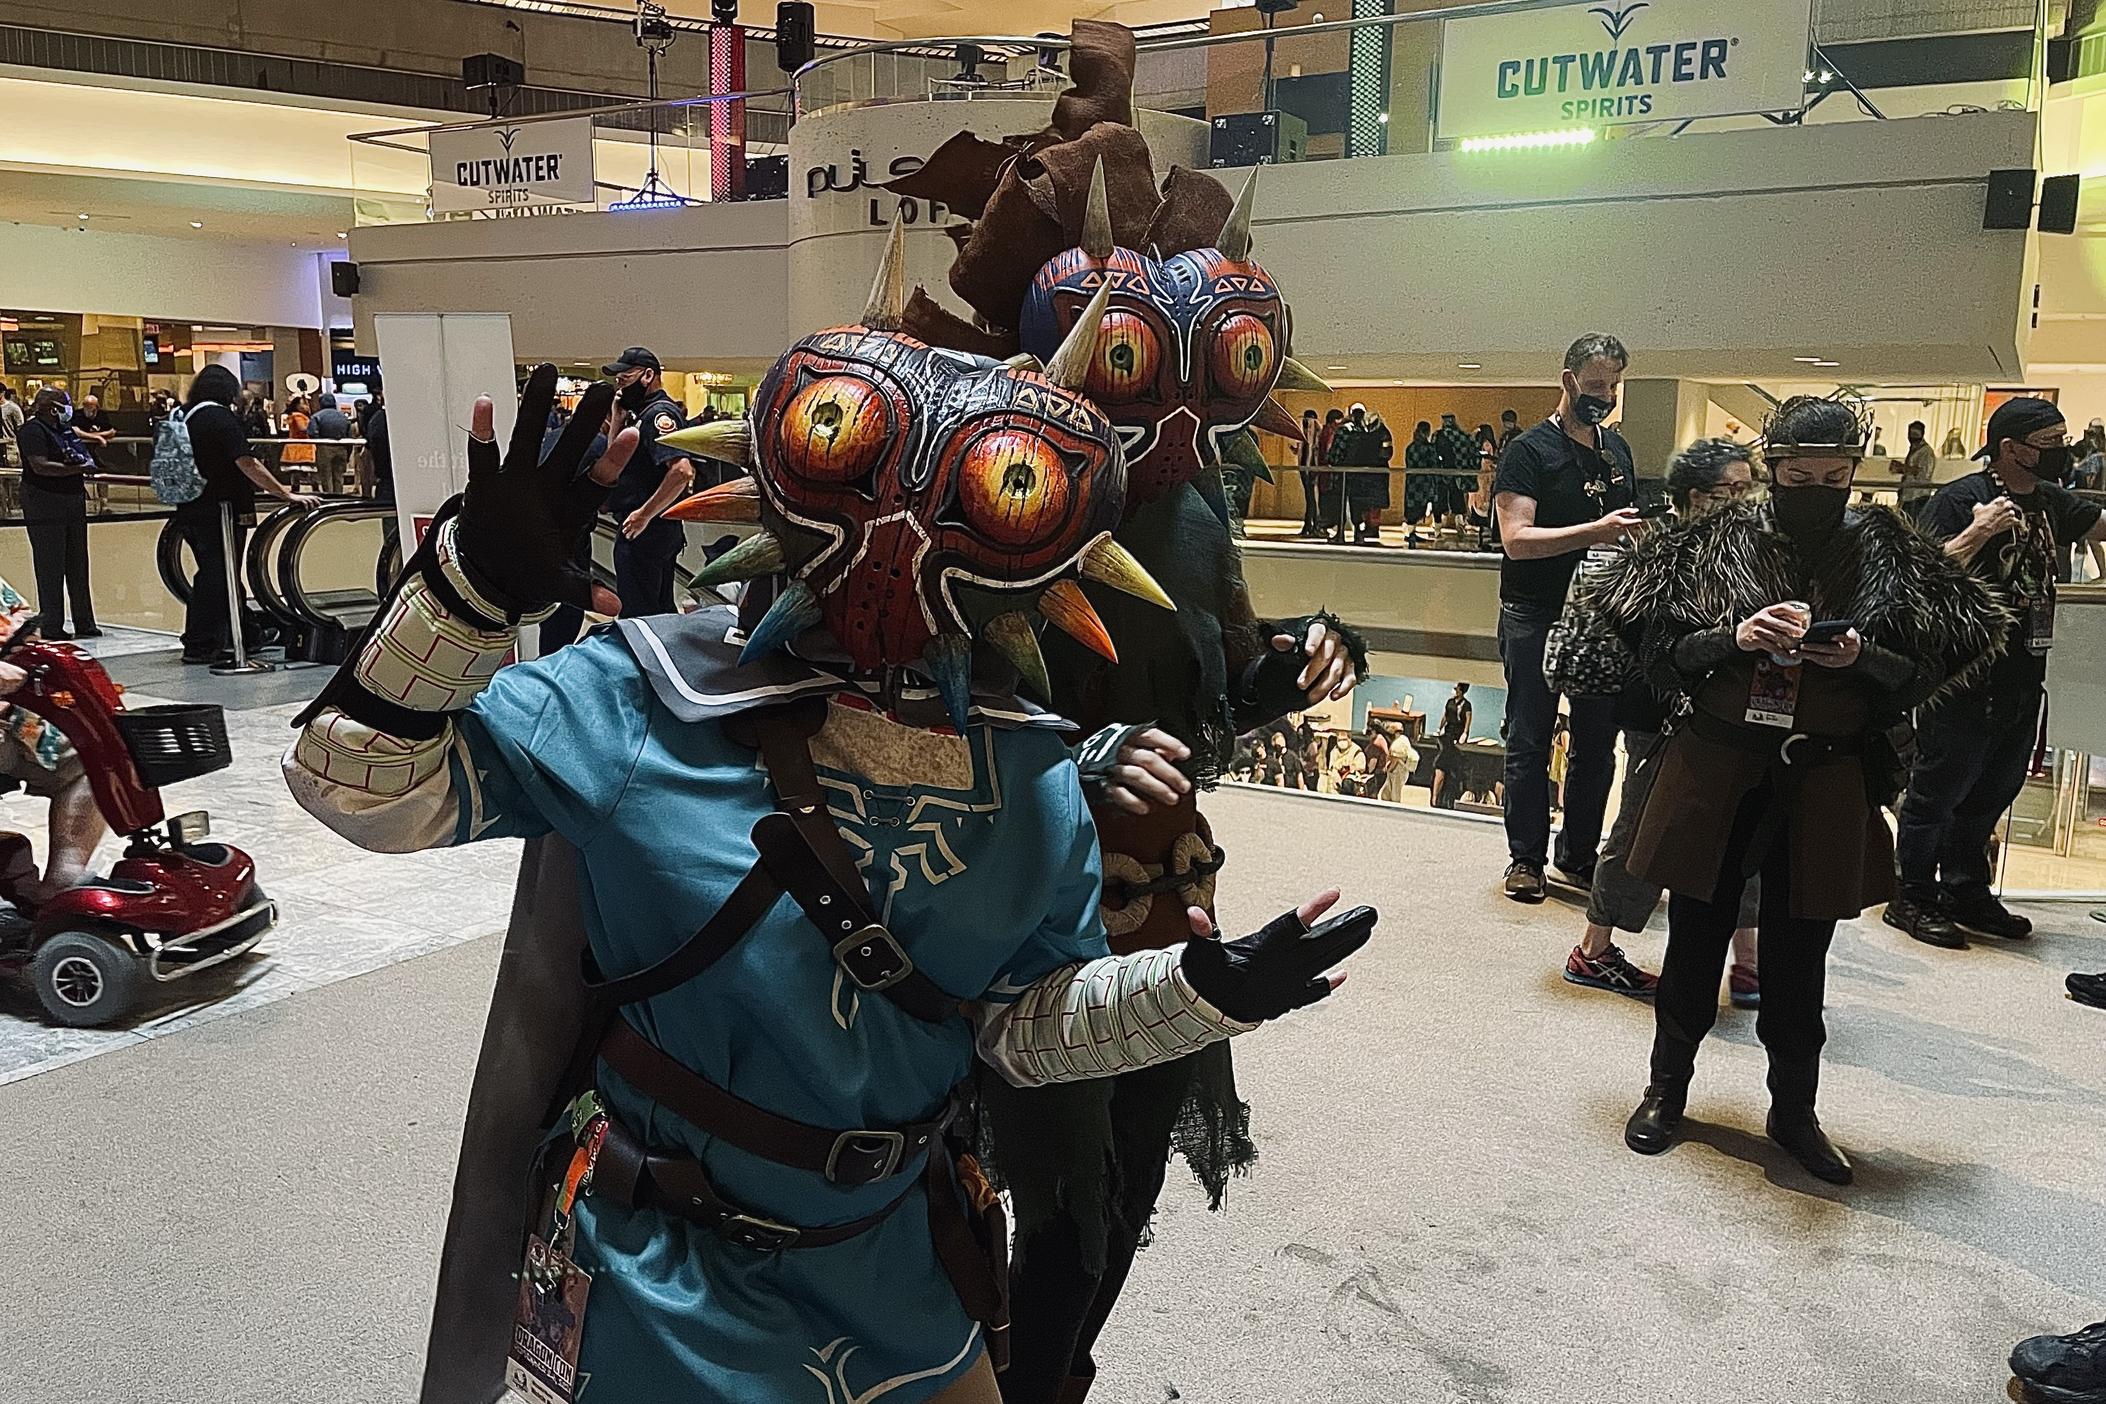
274 500 396 635
243 502 310 632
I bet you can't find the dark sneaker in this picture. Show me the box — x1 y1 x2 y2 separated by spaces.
1728 963 1761 1009
72 627 103 639
1564 943 1658 997
2011 1319 2106 1403
1949 892 2033 940
1503 860 1546 904
1550 861 1595 892
1883 893 1965 949
2068 972 2106 1010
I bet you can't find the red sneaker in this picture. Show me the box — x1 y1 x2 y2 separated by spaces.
1563 944 1659 998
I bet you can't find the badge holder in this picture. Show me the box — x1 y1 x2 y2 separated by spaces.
506 1093 609 1404
1746 654 1803 729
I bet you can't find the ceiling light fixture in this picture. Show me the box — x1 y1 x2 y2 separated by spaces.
1813 360 1840 368
190 220 204 229
1458 362 1482 369
1326 364 1348 371
1792 356 1822 363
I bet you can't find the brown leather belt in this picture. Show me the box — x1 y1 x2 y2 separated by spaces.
599 1019 957 1186
1685 708 1865 768
587 1112 921 1252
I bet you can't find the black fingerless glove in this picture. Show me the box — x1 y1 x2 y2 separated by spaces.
1073 721 1157 806
453 366 619 615
1179 903 1377 1023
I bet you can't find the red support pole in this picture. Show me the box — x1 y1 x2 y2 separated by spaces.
709 23 747 201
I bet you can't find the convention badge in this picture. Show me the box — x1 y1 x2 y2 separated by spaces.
2025 593 2055 654
507 1234 592 1404
1745 655 1803 728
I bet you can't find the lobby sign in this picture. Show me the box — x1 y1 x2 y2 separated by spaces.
1435 0 1812 139
428 117 596 214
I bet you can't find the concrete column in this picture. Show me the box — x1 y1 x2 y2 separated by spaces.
1617 377 1709 484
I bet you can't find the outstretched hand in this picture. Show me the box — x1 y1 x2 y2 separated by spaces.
455 364 636 615
1178 888 1376 1023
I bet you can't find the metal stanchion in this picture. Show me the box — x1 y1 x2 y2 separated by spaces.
210 501 273 676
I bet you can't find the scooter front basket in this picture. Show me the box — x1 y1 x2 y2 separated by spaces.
113 704 232 788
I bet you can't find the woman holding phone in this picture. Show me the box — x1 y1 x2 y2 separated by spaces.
1564 398 2007 1184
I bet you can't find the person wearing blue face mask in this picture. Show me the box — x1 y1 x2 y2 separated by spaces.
1491 333 1643 904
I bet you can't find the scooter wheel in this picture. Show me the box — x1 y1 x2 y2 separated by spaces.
30 931 142 1028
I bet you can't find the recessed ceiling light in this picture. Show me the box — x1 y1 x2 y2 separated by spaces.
190 220 204 229
1793 356 1822 363
78 213 90 220
1814 360 1840 368
1325 364 1348 371
1458 362 1482 369
335 231 347 239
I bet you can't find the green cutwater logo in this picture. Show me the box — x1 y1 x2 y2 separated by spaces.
1496 3 1741 121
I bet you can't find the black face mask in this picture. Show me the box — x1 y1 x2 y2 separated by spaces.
1573 394 1616 427
617 380 651 412
2029 444 2071 483
1770 484 1849 541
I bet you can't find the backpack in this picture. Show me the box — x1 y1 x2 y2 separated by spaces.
150 406 204 505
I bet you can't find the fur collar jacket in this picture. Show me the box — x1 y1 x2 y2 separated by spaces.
1577 501 2011 706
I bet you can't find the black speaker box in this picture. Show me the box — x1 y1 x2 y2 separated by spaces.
330 261 360 297
462 52 524 90
1984 168 2036 230
776 2 816 72
2039 173 2080 234
744 154 789 200
1209 110 1308 167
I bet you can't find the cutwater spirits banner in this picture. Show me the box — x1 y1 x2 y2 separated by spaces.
428 117 597 214
1436 0 1811 140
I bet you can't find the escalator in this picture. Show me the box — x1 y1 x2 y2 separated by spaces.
157 504 714 665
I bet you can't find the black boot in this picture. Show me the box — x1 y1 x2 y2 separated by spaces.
1766 1108 1852 1184
1948 890 2033 940
1882 891 1965 949
1624 1084 1685 1156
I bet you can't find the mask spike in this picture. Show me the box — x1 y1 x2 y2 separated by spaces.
1080 156 1114 260
664 475 762 523
738 579 822 663
1273 356 1332 393
862 213 910 331
1043 280 1112 393
657 418 753 466
691 530 783 588
1253 394 1302 440
984 610 1051 700
923 634 974 730
1001 352 1044 374
1216 165 1258 262
1039 580 1118 664
1080 535 1174 612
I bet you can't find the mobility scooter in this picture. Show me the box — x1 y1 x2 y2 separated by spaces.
0 631 276 1027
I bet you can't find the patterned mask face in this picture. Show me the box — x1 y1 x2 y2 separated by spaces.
750 324 1127 674
1018 244 1290 505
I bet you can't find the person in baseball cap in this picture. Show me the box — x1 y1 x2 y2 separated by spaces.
601 346 693 615
1890 394 2106 950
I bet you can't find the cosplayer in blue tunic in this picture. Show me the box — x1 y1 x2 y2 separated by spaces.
456 625 1110 1400
285 275 1374 1404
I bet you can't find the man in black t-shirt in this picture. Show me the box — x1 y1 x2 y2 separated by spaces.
1491 333 1643 902
1889 397 2106 948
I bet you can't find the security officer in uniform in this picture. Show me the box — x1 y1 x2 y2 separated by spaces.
602 346 696 616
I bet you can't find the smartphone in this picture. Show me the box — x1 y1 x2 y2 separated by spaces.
1635 501 1673 519
1801 619 1855 646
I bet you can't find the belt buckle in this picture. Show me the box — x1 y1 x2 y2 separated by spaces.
717 1212 802 1252
834 923 913 992
825 1129 908 1185
1779 732 1810 766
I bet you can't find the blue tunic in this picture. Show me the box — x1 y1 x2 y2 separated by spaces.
450 630 1109 1402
